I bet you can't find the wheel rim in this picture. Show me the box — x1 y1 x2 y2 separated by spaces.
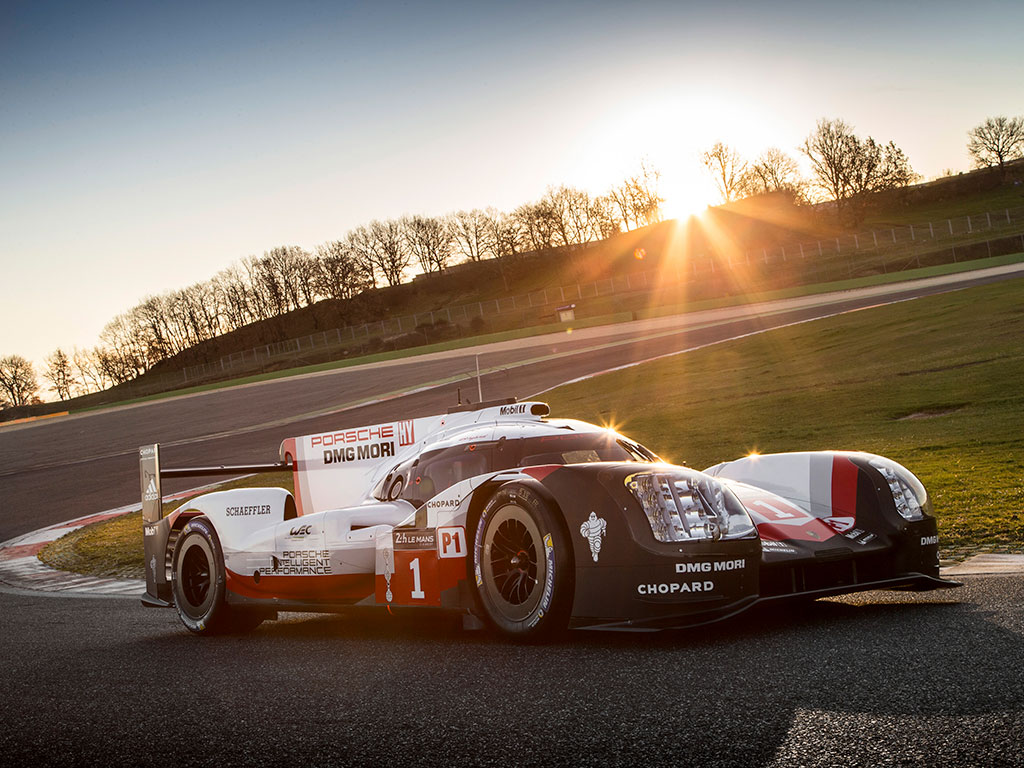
180 541 212 611
482 504 547 623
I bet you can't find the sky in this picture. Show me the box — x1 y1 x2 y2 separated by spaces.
2 0 1023 380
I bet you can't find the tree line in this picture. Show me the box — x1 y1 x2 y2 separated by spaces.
700 114 1024 218
3 167 662 406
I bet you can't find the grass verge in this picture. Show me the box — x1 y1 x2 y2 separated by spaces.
37 472 293 580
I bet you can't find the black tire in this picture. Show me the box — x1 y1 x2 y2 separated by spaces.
171 516 265 635
471 483 573 638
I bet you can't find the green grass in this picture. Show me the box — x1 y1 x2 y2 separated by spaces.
37 472 294 579
544 276 1024 557
864 184 1024 227
635 252 1024 321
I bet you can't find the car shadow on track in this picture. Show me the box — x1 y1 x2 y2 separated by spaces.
124 583 1023 767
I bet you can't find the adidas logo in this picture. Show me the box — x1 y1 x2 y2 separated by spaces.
144 477 159 502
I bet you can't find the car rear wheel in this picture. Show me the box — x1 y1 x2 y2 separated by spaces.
171 516 265 635
472 483 573 638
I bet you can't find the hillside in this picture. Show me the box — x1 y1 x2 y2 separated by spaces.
6 160 1024 421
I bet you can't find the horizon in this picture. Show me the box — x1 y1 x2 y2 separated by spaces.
2 0 1023 384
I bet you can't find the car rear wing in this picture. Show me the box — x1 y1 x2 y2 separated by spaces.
139 443 289 606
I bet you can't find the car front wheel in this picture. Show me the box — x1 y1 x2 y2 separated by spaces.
471 483 573 638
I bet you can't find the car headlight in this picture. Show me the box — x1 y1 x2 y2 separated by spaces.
868 456 928 521
626 470 755 542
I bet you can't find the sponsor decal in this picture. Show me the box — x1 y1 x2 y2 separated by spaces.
311 425 395 447
638 581 715 595
149 555 157 576
579 512 607 562
383 547 395 602
824 516 855 534
437 527 467 559
426 498 461 510
289 524 313 537
920 535 939 546
259 550 331 576
394 529 437 549
225 504 272 517
761 540 798 555
675 558 745 574
143 474 159 502
398 420 415 446
144 525 158 537
499 404 528 416
529 532 556 628
322 441 395 464
139 446 155 458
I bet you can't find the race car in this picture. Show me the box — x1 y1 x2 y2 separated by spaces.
139 398 958 637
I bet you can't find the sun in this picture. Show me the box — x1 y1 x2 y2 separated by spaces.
567 83 783 221
659 173 716 220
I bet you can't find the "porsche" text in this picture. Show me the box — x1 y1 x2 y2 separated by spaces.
312 426 394 447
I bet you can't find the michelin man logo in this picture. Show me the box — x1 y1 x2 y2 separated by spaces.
383 548 394 603
579 512 607 562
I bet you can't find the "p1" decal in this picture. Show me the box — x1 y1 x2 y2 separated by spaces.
437 526 467 559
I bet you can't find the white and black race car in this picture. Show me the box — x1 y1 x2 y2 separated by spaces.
140 399 958 637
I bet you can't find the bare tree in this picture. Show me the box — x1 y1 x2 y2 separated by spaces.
72 348 108 394
514 200 558 252
543 186 599 246
802 118 917 220
741 147 803 196
43 349 75 401
369 219 412 286
702 142 748 203
484 208 524 260
0 355 39 407
802 118 854 207
588 194 622 239
449 209 494 263
608 181 637 232
845 138 916 198
345 226 381 289
967 115 1024 181
314 241 371 300
214 264 258 332
403 215 454 273
98 312 148 383
609 162 664 229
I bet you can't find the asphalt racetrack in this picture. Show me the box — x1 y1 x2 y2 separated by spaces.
2 265 1023 766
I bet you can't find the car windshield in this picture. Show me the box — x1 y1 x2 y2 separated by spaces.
375 430 653 507
515 432 648 466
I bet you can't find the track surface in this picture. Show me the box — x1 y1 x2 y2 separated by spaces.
1 578 1021 767
2 266 1023 767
